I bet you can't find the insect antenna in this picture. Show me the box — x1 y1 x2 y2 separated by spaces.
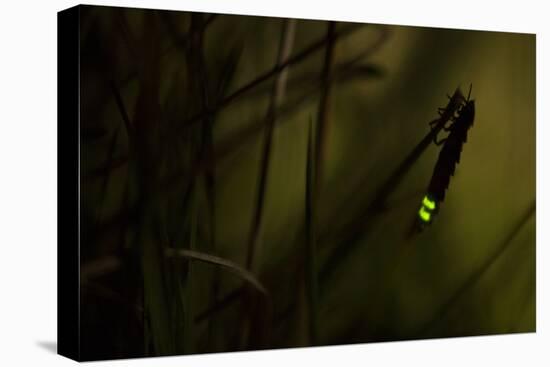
466 83 473 101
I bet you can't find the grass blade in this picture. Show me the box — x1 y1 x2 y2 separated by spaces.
246 18 297 270
166 248 270 297
305 116 320 344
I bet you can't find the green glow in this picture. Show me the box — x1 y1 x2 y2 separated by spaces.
422 195 436 210
418 206 431 222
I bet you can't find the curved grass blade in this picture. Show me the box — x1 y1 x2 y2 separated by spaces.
165 248 269 296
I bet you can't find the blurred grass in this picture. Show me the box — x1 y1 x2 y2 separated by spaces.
78 5 536 360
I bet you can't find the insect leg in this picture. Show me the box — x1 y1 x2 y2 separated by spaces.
433 135 447 146
442 112 459 131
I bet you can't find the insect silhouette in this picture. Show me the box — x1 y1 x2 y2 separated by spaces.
417 85 476 228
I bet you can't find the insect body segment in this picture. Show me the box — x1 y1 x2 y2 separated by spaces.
417 86 476 229
418 194 437 224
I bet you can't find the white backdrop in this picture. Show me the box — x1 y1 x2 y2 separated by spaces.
0 0 546 365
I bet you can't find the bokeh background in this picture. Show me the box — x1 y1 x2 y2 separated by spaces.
78 5 535 361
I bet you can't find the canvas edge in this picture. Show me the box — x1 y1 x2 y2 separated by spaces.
57 4 81 362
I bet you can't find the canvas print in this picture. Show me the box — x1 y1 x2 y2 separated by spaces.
58 4 536 361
